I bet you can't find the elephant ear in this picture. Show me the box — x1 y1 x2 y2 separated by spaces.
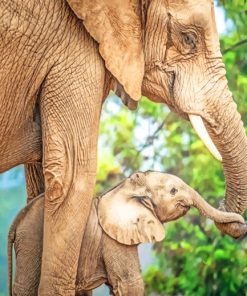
66 0 144 101
98 192 165 245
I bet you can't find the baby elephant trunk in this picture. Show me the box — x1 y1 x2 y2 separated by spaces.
189 189 245 224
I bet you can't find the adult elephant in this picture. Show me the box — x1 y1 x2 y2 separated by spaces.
0 0 247 295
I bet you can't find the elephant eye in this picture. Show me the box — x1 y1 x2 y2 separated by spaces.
182 32 197 49
170 187 178 195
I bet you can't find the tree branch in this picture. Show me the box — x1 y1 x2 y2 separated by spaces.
134 119 166 159
223 38 247 54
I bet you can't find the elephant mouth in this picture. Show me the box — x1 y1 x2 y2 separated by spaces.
162 205 191 223
180 204 191 213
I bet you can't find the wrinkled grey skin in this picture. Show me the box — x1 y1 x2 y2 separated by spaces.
8 172 244 296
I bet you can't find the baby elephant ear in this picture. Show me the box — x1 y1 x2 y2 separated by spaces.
98 193 165 245
66 0 144 102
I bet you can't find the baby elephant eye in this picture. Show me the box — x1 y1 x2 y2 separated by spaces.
170 187 178 195
182 32 197 49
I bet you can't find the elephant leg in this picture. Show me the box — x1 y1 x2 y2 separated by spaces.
25 163 44 203
38 54 104 295
103 236 144 296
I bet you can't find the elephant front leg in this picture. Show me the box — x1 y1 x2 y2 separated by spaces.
103 236 144 296
38 68 104 295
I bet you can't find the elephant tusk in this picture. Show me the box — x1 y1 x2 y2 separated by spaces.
189 114 222 162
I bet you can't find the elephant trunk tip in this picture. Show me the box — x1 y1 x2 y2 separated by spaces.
216 220 247 239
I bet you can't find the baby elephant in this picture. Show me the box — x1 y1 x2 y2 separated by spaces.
8 171 244 296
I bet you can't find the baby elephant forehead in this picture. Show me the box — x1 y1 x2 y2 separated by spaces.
145 171 165 181
145 171 181 187
160 175 187 191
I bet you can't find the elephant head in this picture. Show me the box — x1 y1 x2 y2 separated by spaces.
66 0 247 237
98 171 245 245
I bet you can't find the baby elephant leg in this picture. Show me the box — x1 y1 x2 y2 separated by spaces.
10 197 44 296
102 235 144 296
110 279 144 296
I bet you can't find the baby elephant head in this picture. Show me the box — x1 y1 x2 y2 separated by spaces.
98 171 245 245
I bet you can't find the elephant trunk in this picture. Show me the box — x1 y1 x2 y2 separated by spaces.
187 63 247 238
203 88 247 237
219 112 247 213
207 99 247 213
188 188 245 224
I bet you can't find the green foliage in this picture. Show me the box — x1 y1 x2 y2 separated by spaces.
144 216 247 296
